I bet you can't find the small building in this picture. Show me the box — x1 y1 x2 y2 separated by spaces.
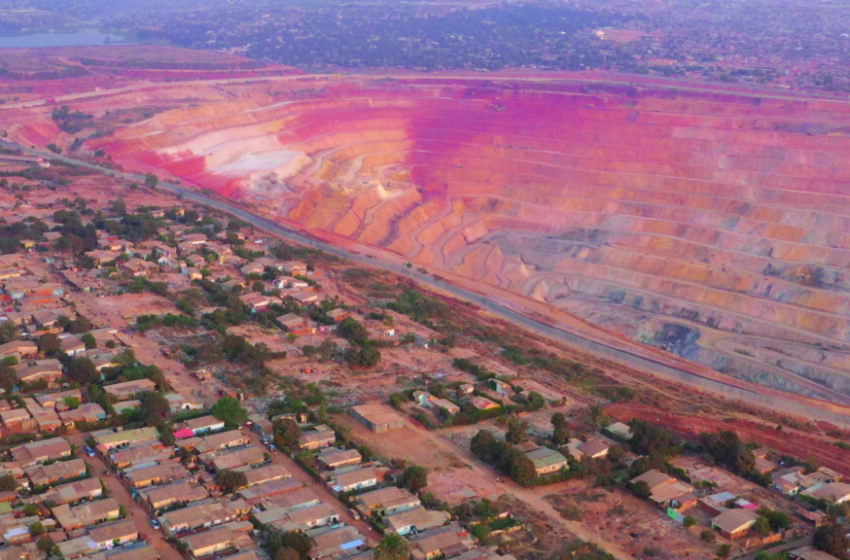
141 480 210 512
194 430 250 455
209 445 266 472
711 508 760 540
349 404 405 433
526 447 568 476
386 507 450 536
160 499 249 535
575 439 609 459
175 415 225 438
25 457 87 488
299 426 337 450
39 477 103 505
804 482 850 504
11 437 71 466
328 467 379 493
52 497 121 530
356 486 420 517
87 519 138 549
91 426 159 452
181 526 235 558
317 448 362 470
467 396 499 411
407 523 475 560
15 359 64 386
249 414 273 438
789 545 841 560
103 379 157 400
125 462 191 489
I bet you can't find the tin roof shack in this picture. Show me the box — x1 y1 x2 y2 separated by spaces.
260 487 320 512
711 508 760 540
91 427 159 452
109 442 170 470
174 416 225 438
789 545 842 560
23 398 61 432
317 448 362 470
630 469 694 507
52 497 121 530
140 480 210 513
125 462 191 489
160 499 249 536
0 340 37 360
307 526 367 560
407 523 475 560
103 379 157 401
181 526 235 558
106 544 160 560
803 482 850 504
298 425 336 450
386 507 450 536
237 478 303 505
11 437 71 467
194 431 250 455
242 464 291 488
349 404 405 433
15 359 64 387
0 408 36 434
327 466 380 493
248 415 273 438
355 487 420 518
87 519 138 549
209 446 266 472
58 403 107 428
525 447 568 477
25 458 87 488
38 477 103 506
258 503 339 532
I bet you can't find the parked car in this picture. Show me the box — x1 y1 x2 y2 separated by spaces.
149 518 161 529
84 446 96 457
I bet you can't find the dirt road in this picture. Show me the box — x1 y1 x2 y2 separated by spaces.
333 414 635 559
66 433 183 560
240 429 381 545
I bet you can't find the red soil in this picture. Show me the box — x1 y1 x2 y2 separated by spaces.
605 402 850 478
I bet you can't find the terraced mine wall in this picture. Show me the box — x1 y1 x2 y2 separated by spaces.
15 72 850 406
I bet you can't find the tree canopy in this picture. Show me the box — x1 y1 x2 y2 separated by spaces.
210 396 248 429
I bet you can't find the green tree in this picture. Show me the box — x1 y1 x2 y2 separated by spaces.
471 523 490 544
28 521 46 538
401 465 428 492
144 173 159 188
139 391 171 428
507 450 537 485
0 474 16 491
683 515 697 528
337 317 368 344
470 430 498 460
631 480 651 499
215 469 249 493
274 418 301 451
754 516 770 535
64 396 81 409
39 333 61 356
68 356 100 384
375 534 410 560
210 396 248 429
505 417 528 444
36 535 56 554
813 523 849 559
81 332 96 349
0 321 18 344
716 544 731 558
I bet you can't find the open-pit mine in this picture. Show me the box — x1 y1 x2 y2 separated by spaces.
4 48 850 407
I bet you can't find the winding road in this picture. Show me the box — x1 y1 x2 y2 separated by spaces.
4 137 850 428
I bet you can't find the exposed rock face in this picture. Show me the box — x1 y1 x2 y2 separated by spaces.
84 75 850 402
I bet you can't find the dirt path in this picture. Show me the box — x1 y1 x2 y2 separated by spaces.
334 414 635 559
240 429 381 545
66 433 183 560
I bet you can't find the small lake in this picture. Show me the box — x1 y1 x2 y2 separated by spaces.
0 30 134 48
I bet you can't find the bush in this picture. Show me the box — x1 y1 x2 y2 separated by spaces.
700 530 715 543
